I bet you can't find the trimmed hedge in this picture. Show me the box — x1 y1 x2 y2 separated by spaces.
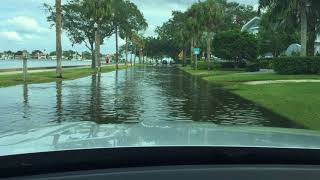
219 61 247 69
259 59 273 69
196 61 221 70
246 63 260 72
273 57 320 74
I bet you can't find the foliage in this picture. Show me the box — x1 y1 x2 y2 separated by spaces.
44 0 114 59
258 0 320 56
259 59 273 69
196 61 221 70
213 30 258 66
218 0 257 30
273 57 320 74
246 63 260 72
257 10 299 57
82 51 92 60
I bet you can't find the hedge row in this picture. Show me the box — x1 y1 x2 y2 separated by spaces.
273 57 320 74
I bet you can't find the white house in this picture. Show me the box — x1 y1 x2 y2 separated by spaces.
241 17 261 35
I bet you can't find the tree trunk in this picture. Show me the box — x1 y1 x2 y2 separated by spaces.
95 25 101 72
134 48 137 65
182 49 186 67
194 37 198 70
55 0 62 78
190 37 194 66
115 25 119 69
307 14 316 56
301 7 308 56
139 49 142 64
125 34 128 66
142 51 145 64
91 42 96 70
206 32 211 70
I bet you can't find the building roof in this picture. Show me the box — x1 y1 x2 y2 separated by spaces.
241 17 261 34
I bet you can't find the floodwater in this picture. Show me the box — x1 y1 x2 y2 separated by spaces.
0 66 304 133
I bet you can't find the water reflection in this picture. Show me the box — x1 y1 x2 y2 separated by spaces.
0 67 304 133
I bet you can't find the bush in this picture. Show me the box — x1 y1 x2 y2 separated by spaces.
196 61 221 70
273 57 320 74
246 63 260 72
259 59 273 69
219 61 247 69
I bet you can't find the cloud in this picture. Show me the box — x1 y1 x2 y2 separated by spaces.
6 16 48 34
0 16 50 44
0 31 23 41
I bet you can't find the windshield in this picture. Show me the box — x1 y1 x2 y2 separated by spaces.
1 0 320 157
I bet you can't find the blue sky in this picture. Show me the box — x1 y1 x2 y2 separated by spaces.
0 0 258 53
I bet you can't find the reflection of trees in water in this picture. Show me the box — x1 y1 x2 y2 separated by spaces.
53 69 143 124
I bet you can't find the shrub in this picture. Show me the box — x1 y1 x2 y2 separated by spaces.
246 63 260 72
219 61 247 69
273 57 320 74
196 61 221 70
259 59 273 69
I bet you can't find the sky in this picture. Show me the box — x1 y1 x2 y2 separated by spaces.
0 0 258 54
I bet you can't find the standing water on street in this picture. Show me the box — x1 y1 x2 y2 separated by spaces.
0 67 303 133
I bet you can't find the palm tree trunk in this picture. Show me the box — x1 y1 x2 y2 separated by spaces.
96 24 101 72
301 7 308 56
115 25 119 69
139 48 142 64
190 37 194 66
182 49 186 67
142 51 145 64
134 48 137 65
207 32 212 70
55 0 62 78
125 34 128 66
307 14 316 56
194 37 198 70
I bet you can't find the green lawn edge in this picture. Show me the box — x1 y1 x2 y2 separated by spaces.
179 66 320 131
0 65 130 88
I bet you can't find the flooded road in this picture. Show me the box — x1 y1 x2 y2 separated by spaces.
0 67 303 133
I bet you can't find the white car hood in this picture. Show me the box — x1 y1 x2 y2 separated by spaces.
1 121 320 156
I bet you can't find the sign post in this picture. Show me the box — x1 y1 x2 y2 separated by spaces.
193 48 200 70
23 53 28 82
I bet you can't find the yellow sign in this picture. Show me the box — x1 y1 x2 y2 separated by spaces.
178 50 183 60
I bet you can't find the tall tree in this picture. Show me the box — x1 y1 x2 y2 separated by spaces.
55 0 62 78
118 0 147 67
199 0 224 69
45 0 114 70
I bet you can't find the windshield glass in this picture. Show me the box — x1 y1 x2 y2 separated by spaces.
1 0 320 156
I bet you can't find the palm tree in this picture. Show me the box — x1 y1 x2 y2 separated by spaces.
83 0 112 71
201 0 224 69
55 0 62 78
186 3 203 69
259 0 313 56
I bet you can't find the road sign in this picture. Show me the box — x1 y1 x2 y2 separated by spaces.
193 48 200 55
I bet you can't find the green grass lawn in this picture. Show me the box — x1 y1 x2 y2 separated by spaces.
180 66 320 130
0 65 128 88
